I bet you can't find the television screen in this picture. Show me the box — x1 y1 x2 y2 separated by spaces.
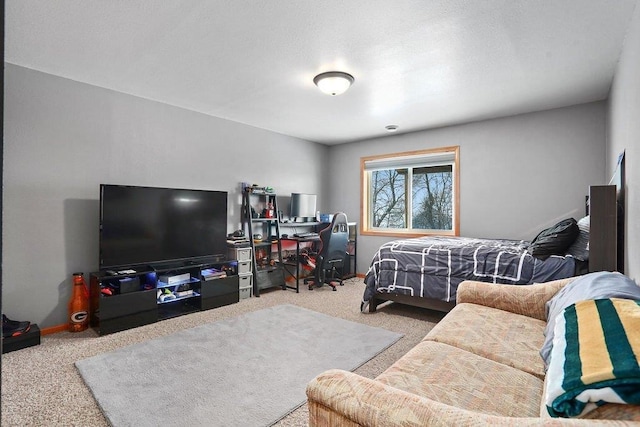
290 193 317 220
99 185 228 269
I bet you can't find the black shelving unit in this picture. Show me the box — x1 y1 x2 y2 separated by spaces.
344 222 358 279
242 189 286 296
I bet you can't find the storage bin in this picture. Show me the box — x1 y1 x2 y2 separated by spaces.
255 268 285 290
228 247 252 262
238 273 253 290
239 285 252 300
238 260 252 274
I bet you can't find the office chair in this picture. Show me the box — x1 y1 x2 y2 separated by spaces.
304 212 349 291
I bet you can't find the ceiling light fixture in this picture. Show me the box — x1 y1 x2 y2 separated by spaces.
385 125 399 132
313 71 354 96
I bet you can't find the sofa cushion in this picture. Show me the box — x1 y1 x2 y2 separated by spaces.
424 302 547 379
376 340 544 418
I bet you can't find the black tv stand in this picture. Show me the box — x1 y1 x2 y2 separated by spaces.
89 258 240 335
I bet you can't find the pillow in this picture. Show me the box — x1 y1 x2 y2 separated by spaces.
528 218 579 260
565 215 590 261
540 271 640 369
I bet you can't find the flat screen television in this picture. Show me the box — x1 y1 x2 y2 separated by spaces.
290 193 317 221
99 184 228 269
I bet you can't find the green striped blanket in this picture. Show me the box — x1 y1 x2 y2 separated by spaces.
545 298 640 417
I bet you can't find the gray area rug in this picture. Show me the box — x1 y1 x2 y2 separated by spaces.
76 304 403 427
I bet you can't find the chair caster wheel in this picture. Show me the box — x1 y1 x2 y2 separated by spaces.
308 286 313 291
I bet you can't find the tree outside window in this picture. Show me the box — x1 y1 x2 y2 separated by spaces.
362 147 459 237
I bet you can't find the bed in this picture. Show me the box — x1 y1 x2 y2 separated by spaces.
362 180 624 314
361 235 580 313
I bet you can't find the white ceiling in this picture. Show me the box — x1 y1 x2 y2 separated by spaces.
5 1 638 145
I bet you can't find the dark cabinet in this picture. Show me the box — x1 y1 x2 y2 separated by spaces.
89 259 239 335
200 274 240 310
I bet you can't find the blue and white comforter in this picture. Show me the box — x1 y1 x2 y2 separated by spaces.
363 236 576 304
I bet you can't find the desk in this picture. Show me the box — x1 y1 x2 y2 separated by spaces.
281 236 320 293
280 221 357 291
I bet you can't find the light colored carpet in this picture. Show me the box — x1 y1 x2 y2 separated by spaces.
1 278 445 426
76 304 403 427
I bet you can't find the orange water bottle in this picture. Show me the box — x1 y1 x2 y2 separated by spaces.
68 272 89 332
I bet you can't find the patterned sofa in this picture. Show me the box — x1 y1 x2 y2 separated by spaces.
306 277 640 426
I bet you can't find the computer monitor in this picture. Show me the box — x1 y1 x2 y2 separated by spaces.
290 193 317 221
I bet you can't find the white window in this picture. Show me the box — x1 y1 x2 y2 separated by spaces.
361 146 459 237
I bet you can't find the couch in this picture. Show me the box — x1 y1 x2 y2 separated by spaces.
306 276 640 426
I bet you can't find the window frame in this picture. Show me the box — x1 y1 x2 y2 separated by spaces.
360 146 460 237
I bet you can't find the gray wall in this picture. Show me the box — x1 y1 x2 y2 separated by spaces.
328 103 607 273
3 64 328 328
607 2 640 282
2 63 612 329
